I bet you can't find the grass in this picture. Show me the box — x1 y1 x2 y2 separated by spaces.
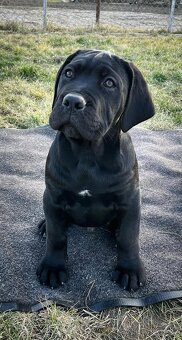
0 301 181 340
0 27 182 129
0 26 181 339
0 300 181 340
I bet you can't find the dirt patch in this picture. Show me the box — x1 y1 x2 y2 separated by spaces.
0 6 182 31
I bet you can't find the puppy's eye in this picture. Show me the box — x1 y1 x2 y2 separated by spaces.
65 69 73 78
104 78 115 88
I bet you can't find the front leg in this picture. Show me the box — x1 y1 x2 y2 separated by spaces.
37 189 68 288
112 190 146 291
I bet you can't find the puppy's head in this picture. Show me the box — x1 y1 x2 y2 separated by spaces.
50 49 155 141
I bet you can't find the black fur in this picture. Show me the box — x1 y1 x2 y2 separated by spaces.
37 50 155 290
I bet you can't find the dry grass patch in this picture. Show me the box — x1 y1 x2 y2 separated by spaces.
0 300 181 340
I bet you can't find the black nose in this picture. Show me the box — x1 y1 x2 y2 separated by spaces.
62 93 86 111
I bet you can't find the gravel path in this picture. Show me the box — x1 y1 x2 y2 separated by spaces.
0 7 181 31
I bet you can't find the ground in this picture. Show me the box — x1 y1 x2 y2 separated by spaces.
0 6 182 31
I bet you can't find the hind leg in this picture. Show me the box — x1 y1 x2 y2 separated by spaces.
37 219 46 238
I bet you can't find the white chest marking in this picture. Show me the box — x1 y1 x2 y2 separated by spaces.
78 189 92 197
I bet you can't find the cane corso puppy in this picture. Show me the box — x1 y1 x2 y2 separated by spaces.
37 49 155 291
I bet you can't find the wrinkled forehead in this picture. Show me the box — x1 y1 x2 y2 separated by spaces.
67 51 121 74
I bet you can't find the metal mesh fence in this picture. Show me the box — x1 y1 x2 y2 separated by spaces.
0 0 181 31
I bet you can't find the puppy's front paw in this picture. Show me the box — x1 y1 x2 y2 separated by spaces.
112 259 146 291
37 256 68 289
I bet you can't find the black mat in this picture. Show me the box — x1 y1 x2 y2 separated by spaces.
0 126 181 312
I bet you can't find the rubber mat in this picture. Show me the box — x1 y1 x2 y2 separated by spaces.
0 126 181 312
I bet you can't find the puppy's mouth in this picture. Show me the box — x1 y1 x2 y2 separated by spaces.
61 124 82 139
50 91 105 141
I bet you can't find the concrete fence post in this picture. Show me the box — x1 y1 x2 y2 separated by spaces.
168 0 177 32
43 0 47 30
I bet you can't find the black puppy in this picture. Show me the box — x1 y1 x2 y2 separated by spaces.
37 49 155 291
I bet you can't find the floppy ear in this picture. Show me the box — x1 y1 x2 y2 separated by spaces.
52 49 83 109
120 62 155 132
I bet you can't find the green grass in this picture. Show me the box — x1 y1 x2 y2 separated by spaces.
0 28 181 129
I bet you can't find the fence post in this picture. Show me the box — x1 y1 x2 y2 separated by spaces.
96 0 101 24
167 0 176 33
43 0 47 30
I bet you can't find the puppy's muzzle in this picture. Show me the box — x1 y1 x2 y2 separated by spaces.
62 93 86 112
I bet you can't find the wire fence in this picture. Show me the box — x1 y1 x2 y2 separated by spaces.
0 0 181 32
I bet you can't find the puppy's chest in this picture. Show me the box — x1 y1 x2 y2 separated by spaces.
59 160 123 227
62 157 118 193
61 188 119 227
